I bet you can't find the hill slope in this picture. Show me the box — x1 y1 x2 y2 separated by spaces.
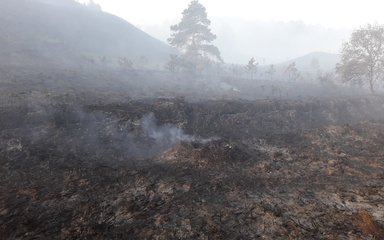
276 52 340 72
0 0 171 68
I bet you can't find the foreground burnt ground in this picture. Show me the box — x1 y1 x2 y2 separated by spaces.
1 98 384 239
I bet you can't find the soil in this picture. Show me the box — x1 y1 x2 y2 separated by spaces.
1 94 384 239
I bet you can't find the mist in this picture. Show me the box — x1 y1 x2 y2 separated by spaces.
140 18 351 64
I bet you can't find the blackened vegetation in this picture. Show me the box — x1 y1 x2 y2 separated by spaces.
1 96 384 239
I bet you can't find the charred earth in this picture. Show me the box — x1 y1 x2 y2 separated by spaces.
1 83 384 239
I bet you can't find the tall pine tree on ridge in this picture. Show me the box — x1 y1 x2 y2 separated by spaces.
167 0 222 73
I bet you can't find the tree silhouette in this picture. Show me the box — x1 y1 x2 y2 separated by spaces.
246 57 258 80
266 64 276 80
285 62 300 81
167 0 222 73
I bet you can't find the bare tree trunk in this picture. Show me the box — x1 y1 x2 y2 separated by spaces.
369 67 375 94
370 79 375 94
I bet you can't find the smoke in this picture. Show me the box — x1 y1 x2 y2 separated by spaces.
62 109 215 159
141 113 195 144
139 113 215 154
78 111 212 159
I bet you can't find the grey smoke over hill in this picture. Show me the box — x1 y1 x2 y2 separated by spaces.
0 0 171 68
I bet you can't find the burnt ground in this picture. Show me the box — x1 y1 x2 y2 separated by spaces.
1 65 384 240
1 94 384 240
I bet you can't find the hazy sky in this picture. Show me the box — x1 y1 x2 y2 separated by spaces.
77 0 384 63
86 0 384 28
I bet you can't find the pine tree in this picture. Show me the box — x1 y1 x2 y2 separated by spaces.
266 64 276 81
246 57 258 80
167 0 222 73
285 62 301 81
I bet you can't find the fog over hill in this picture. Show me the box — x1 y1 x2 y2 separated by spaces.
278 52 339 70
214 19 349 64
0 0 171 68
139 18 351 64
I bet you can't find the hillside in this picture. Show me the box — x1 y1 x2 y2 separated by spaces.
277 52 340 72
0 0 171 68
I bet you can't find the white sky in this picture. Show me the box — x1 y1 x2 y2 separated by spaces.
77 0 384 63
86 0 384 28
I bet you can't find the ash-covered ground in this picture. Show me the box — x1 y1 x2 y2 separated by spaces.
1 67 384 239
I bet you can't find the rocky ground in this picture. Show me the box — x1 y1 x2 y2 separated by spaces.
1 94 384 239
